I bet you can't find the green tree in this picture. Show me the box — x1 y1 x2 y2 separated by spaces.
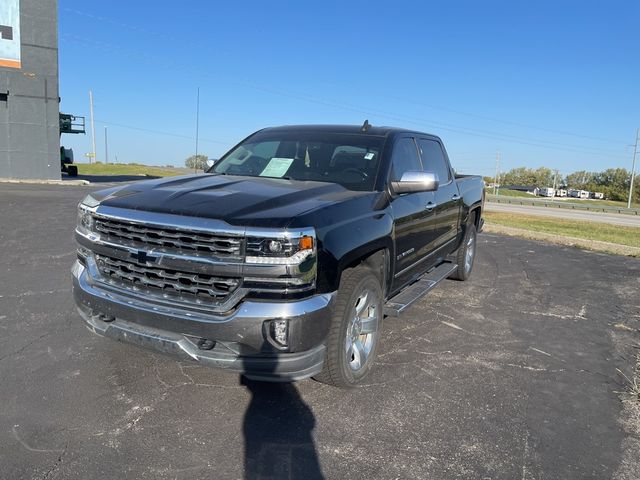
533 167 554 186
565 170 595 190
593 168 629 200
185 154 209 171
498 165 638 204
501 167 554 187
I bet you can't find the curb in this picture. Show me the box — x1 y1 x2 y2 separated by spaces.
0 178 90 186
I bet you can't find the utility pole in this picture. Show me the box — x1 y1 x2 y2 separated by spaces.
493 151 501 196
89 90 97 164
104 126 109 164
628 128 639 209
194 87 200 173
552 169 559 190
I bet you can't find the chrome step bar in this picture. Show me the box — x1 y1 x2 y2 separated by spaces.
384 262 458 317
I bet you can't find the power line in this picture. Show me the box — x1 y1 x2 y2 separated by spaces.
59 33 626 158
383 94 625 145
93 119 232 146
244 82 625 157
58 9 627 146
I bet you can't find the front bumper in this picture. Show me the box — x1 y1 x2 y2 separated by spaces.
72 260 336 381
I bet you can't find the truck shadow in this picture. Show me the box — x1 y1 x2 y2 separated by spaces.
240 372 324 480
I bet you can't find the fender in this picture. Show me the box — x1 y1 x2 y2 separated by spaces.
316 210 394 293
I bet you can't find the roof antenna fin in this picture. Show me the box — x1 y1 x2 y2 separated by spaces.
361 119 371 132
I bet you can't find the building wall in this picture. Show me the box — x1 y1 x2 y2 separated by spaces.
0 0 60 180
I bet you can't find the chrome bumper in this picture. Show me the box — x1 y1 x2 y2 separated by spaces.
72 260 336 381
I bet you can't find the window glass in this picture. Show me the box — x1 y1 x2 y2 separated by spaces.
390 137 422 182
212 132 384 191
251 141 279 159
418 139 450 183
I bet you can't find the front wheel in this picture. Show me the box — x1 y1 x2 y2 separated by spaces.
450 223 477 281
314 265 383 387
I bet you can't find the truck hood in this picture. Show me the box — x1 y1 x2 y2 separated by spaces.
96 174 373 228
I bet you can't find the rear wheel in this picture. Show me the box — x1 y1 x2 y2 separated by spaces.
451 222 477 281
314 265 383 387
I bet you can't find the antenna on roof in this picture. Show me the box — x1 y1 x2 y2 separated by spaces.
361 119 371 132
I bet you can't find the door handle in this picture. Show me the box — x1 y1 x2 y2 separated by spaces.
425 201 437 211
451 194 461 200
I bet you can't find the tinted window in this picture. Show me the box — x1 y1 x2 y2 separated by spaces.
418 139 450 183
390 137 422 182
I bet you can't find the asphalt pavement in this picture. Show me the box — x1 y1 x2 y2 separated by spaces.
1 183 639 479
486 202 640 227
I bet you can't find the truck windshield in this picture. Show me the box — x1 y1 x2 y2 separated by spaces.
210 131 386 191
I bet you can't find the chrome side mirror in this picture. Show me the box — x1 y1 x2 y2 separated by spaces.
391 171 439 194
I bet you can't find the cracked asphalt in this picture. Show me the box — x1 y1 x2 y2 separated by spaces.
1 183 639 479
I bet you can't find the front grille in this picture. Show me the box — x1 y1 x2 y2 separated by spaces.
93 216 242 258
95 254 241 304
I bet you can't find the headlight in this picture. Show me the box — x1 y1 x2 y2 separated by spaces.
77 204 94 234
244 228 317 292
76 194 99 235
246 229 315 265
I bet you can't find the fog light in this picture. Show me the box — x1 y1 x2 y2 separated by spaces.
271 319 289 347
197 338 216 350
268 240 284 253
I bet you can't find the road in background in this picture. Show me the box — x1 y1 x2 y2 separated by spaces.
486 202 640 227
1 184 639 479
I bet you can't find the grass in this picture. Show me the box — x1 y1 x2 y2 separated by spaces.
484 211 640 248
615 358 640 402
562 197 634 208
76 162 193 177
490 188 535 198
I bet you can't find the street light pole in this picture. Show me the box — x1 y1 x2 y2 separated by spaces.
628 128 638 209
104 126 109 164
89 90 97 164
493 151 500 195
194 87 200 173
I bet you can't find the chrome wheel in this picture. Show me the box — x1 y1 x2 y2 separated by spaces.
344 289 379 372
464 231 475 273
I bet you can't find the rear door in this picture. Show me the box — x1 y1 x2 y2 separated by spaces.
417 138 462 251
389 136 438 291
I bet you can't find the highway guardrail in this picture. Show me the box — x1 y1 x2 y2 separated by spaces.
486 194 640 216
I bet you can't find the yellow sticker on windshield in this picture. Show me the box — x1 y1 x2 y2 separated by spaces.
259 158 294 178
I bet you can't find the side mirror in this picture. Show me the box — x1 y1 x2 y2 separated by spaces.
391 171 439 194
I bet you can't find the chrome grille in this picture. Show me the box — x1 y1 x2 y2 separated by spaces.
95 254 240 304
93 216 242 257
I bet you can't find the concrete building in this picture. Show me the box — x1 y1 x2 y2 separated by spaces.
0 0 60 180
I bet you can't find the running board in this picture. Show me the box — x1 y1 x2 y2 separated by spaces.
384 262 458 317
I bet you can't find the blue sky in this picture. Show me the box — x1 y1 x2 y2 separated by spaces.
58 1 639 177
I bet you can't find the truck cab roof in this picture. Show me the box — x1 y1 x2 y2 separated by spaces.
259 124 441 140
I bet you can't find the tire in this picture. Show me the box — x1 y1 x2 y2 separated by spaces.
450 222 477 281
67 165 78 177
314 265 383 387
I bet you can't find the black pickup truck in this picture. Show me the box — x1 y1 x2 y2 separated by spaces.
72 124 484 387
